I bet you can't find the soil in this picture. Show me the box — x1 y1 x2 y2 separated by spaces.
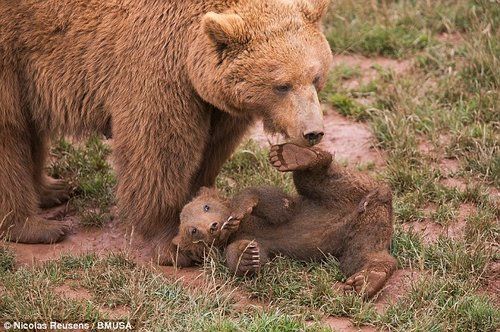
374 269 423 313
323 317 377 332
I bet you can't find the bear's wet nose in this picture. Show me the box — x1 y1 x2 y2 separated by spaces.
209 222 218 233
303 131 324 146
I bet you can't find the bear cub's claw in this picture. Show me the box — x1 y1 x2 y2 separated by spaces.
236 240 261 276
222 215 240 232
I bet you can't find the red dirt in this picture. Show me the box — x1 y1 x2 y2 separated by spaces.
5 206 150 266
374 269 422 312
54 284 93 301
323 317 376 332
439 158 460 176
482 261 500 307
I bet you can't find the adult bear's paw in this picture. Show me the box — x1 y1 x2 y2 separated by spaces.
39 176 71 208
2 216 70 244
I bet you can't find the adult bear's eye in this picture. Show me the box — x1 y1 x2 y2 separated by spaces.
203 204 210 212
274 84 292 95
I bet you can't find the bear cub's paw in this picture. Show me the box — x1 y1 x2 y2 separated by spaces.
344 269 389 299
269 143 318 172
235 240 261 276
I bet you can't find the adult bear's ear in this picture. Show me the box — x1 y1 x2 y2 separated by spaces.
297 0 330 25
202 12 249 49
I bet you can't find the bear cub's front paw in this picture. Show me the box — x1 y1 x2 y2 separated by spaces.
235 240 261 276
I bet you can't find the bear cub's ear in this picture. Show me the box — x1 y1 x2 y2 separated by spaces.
172 234 181 246
202 12 250 49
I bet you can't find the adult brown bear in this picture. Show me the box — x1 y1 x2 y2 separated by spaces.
0 0 332 263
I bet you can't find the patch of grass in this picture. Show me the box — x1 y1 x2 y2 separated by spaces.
204 253 377 325
0 247 15 273
464 208 499 242
333 63 362 80
381 276 499 331
327 93 368 121
392 223 494 281
50 136 116 227
325 2 436 58
393 193 425 223
423 237 492 280
447 124 500 186
217 140 294 196
391 226 425 268
0 254 327 331
430 202 458 226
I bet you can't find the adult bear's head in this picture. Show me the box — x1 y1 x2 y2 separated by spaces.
188 0 333 146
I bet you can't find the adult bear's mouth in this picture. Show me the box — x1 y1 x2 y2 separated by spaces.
262 119 290 146
262 116 323 147
265 132 289 146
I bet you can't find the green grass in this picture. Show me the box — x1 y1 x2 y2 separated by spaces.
0 247 15 273
0 253 329 331
381 276 499 331
49 135 116 227
203 252 378 325
217 140 294 197
327 93 368 121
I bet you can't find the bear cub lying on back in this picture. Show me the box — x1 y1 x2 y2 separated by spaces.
170 143 396 298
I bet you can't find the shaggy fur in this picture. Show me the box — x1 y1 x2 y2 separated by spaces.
0 0 332 256
173 143 396 298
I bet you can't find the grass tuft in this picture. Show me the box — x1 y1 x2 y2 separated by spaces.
50 136 116 227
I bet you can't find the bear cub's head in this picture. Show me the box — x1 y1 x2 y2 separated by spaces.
173 187 230 251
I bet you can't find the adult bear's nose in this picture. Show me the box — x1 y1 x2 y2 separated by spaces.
303 130 324 146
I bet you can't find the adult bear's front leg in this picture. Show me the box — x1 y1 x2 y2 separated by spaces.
191 108 253 192
112 98 211 264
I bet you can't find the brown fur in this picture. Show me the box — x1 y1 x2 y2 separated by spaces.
0 1 332 253
173 143 396 298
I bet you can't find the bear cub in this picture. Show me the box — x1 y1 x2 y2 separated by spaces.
171 143 396 298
